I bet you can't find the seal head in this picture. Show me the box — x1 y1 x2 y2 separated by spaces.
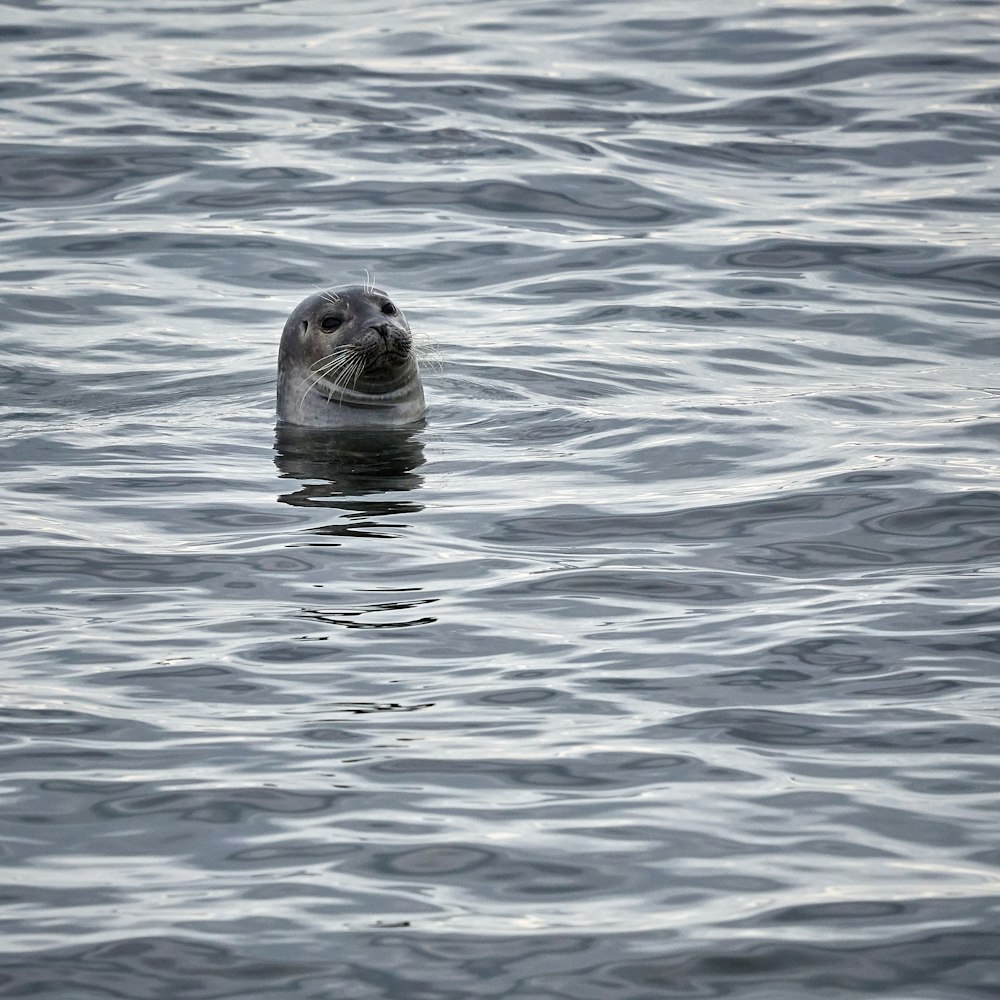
277 285 425 427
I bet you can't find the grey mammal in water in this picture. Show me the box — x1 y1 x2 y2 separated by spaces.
276 285 425 427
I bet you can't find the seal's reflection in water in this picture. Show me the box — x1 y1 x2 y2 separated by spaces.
274 424 425 538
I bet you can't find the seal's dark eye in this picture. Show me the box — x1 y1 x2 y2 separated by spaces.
321 315 343 332
381 302 396 316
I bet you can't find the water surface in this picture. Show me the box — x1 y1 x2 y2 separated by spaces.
2 1 1000 997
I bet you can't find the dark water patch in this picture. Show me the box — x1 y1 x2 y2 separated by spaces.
4 926 1000 999
0 143 205 204
701 51 1000 91
0 936 320 1000
91 785 342 823
179 175 700 229
686 95 853 130
0 20 90 45
739 489 1000 574
3 545 314 600
721 239 1000 303
485 473 906 548
192 61 396 87
86 661 289 704
366 751 750 791
663 707 1000 757
0 706 154 742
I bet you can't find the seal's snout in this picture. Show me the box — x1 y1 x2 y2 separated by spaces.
371 322 410 359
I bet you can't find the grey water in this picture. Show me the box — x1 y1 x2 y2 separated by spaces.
2 0 1000 997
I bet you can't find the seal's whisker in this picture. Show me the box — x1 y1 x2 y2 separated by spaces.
310 347 355 370
330 354 359 401
334 355 363 403
414 336 443 374
309 282 341 306
306 350 354 381
347 354 367 391
310 355 359 404
298 349 359 406
304 356 355 395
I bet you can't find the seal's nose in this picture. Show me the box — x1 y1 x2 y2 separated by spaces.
371 322 390 343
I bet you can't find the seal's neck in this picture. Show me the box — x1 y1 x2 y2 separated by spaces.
277 362 426 428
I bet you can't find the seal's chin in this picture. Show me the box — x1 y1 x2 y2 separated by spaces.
361 348 406 375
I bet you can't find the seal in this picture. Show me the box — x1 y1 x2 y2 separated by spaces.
276 285 425 427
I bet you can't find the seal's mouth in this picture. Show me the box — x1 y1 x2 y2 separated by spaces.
385 342 412 362
365 324 412 368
